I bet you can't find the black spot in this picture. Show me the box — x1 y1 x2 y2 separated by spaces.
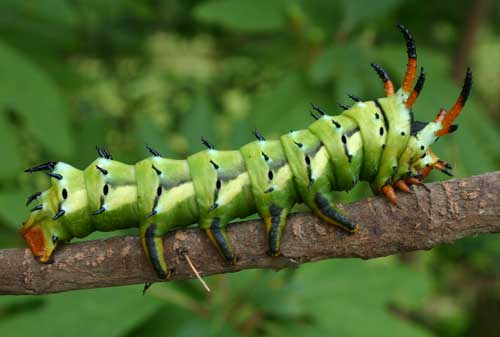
392 166 397 172
382 144 386 149
157 186 162 196
103 184 109 195
420 152 427 159
305 155 311 165
341 135 347 144
96 165 108 175
261 152 269 161
210 160 219 170
379 127 384 136
62 188 68 200
401 131 406 136
294 141 303 148
52 235 58 243
375 113 380 119
216 179 222 189
268 170 273 180
420 145 425 150
331 120 341 128
152 165 162 175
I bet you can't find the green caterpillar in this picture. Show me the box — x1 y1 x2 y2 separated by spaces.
20 25 472 279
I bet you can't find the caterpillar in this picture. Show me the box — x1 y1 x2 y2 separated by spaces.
20 25 472 280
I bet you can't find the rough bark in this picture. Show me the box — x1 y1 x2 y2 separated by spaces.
1 172 499 295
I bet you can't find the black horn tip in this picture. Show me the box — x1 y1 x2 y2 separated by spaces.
397 24 417 59
24 161 57 173
311 103 327 115
461 68 473 105
146 144 161 157
26 191 42 206
201 137 215 150
252 129 265 141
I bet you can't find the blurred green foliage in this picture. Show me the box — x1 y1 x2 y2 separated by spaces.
0 1 499 336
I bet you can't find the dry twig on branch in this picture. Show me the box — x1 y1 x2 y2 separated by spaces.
1 172 499 295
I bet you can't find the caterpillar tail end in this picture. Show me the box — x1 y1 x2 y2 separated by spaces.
20 223 58 264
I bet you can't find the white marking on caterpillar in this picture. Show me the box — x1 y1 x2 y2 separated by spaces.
311 147 330 178
156 182 195 213
217 172 250 206
273 164 293 191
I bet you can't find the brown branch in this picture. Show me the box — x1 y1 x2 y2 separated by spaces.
1 172 499 295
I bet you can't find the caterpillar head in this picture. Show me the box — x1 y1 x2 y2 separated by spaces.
406 68 472 179
21 162 86 263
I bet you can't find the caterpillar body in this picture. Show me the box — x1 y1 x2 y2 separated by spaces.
20 25 472 279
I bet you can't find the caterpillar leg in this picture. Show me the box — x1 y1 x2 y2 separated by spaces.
204 218 237 264
382 185 398 205
263 205 290 256
140 223 172 279
394 180 411 193
312 191 358 233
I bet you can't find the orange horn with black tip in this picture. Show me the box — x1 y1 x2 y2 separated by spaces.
398 24 418 94
436 68 473 136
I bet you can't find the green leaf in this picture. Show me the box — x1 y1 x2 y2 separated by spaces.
194 0 290 33
0 285 163 337
250 73 316 138
128 299 238 337
181 88 216 152
135 114 170 157
287 258 433 337
0 192 29 231
0 0 77 26
310 42 368 98
340 0 403 29
0 114 22 178
0 41 74 158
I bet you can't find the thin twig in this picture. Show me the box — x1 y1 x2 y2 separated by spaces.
183 252 211 292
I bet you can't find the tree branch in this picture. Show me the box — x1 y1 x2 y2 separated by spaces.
1 172 499 295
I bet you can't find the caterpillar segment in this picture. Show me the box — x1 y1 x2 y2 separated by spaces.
20 25 473 280
240 136 297 256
